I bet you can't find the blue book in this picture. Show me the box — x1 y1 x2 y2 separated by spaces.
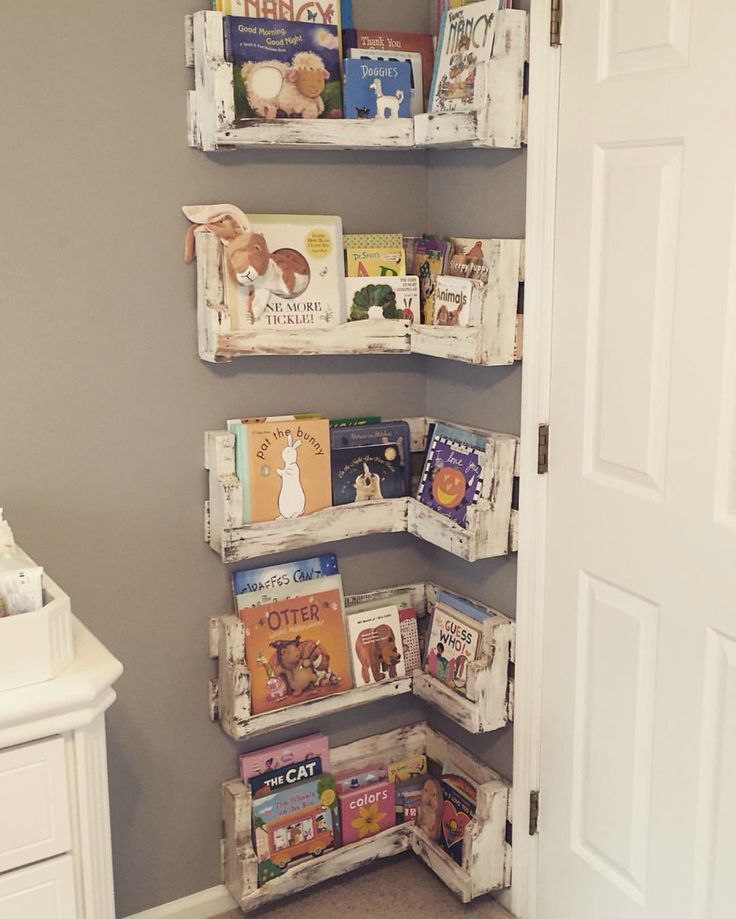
435 589 490 623
232 554 339 610
223 16 342 122
342 59 413 119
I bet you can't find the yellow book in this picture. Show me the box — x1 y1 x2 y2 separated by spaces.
345 247 406 278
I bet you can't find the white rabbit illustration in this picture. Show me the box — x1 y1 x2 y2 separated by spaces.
276 434 306 519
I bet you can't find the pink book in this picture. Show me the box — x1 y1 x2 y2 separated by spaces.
339 780 396 845
239 732 329 783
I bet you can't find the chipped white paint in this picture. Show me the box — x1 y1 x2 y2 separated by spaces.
414 11 528 150
204 419 518 563
210 583 514 740
188 11 526 153
221 722 510 912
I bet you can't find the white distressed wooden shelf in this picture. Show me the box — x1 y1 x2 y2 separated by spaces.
190 227 524 365
186 10 527 153
221 721 512 912
205 417 518 564
414 11 528 150
209 582 513 739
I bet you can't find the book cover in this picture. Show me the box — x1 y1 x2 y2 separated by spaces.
346 604 405 686
252 774 339 883
429 2 497 114
432 275 479 327
416 422 486 528
413 238 450 323
222 213 346 333
423 603 482 695
388 753 427 784
232 553 339 611
223 16 342 122
343 28 434 106
249 755 324 798
345 276 419 323
335 762 387 792
343 59 413 120
395 778 423 823
339 780 396 844
345 246 406 277
241 585 353 713
239 732 330 782
449 236 498 284
399 607 421 672
346 50 422 116
330 421 411 502
329 416 381 427
343 233 403 249
440 778 476 865
245 417 332 523
435 588 490 624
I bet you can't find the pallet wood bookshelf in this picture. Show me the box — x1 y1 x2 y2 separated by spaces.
221 722 512 912
204 418 519 564
209 582 514 739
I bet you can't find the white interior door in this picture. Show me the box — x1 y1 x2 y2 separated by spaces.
538 2 736 917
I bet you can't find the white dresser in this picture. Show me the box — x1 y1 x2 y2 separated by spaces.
0 617 123 918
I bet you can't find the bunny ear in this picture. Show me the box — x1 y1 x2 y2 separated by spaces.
293 440 302 449
182 204 251 262
287 434 293 446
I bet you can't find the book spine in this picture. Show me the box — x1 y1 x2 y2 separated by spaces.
428 9 447 110
227 421 251 524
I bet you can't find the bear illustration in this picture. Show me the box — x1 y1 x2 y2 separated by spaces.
354 624 401 684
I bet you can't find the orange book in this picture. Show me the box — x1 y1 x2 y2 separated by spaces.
241 582 353 714
246 417 332 523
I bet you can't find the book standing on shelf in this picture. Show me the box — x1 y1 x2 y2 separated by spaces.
330 420 412 505
346 604 405 687
343 59 413 120
417 422 486 527
345 276 419 323
345 51 422 117
423 600 483 695
342 29 434 109
232 553 339 611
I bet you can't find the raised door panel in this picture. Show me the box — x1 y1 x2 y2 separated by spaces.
0 855 77 919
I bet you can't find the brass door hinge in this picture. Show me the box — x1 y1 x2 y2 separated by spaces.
550 0 562 46
538 424 549 474
529 790 540 835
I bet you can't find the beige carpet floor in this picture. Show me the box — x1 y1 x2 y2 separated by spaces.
215 853 513 918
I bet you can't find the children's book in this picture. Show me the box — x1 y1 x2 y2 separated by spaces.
243 417 332 524
345 246 406 278
232 553 339 611
220 213 345 332
335 762 387 792
449 236 497 284
413 239 450 323
430 1 498 114
344 587 420 672
346 604 405 687
249 756 324 798
435 588 490 624
395 778 423 823
252 774 339 884
432 275 479 327
330 421 411 504
339 779 395 843
241 584 353 713
343 59 413 120
423 602 482 695
329 416 381 427
440 777 475 865
343 233 403 250
240 732 330 782
223 16 342 122
343 28 434 107
345 276 419 323
388 754 427 784
346 51 422 116
416 422 486 528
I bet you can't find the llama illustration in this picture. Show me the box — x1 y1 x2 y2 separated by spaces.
369 79 404 119
276 434 306 519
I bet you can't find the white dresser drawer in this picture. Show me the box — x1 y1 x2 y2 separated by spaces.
0 854 77 918
0 736 71 873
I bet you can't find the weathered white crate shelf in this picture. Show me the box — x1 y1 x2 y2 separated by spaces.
209 581 514 739
205 418 518 564
186 10 527 153
221 722 512 912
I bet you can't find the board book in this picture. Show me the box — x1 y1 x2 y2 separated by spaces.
240 584 353 714
345 246 406 278
223 16 342 122
240 732 330 782
423 602 482 696
413 238 450 324
432 275 479 327
440 777 475 865
345 276 419 323
345 53 420 117
346 603 405 687
449 237 499 285
338 780 396 844
330 421 411 504
430 1 498 115
232 553 339 610
221 213 345 333
343 28 434 107
249 755 324 798
416 422 486 528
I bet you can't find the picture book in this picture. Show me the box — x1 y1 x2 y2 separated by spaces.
343 59 413 120
339 780 396 844
343 28 434 106
335 762 387 792
399 607 421 672
240 732 330 782
388 753 427 784
223 16 342 122
435 588 490 624
440 777 475 865
346 50 422 116
330 416 381 427
430 1 498 114
413 238 450 323
240 585 353 713
249 755 324 798
449 237 497 284
252 774 339 883
343 233 404 250
244 417 332 524
345 276 420 323
346 604 405 686
345 246 406 278
330 421 411 504
395 779 423 823
423 603 482 695
432 276 479 327
221 213 346 333
232 553 339 610
416 422 487 528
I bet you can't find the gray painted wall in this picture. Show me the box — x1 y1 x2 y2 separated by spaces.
0 1 524 914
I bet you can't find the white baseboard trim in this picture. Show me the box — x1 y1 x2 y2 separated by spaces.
123 884 238 919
